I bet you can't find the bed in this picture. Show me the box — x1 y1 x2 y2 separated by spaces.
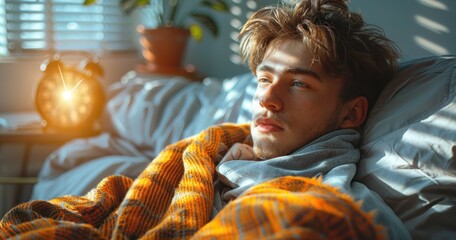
12 55 456 239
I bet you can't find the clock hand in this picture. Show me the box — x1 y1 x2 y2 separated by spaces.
69 78 84 94
62 78 84 102
58 64 68 91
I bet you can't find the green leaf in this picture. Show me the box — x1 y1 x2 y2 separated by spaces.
120 0 150 14
190 24 203 42
201 0 229 12
135 0 151 7
83 0 97 6
190 13 218 37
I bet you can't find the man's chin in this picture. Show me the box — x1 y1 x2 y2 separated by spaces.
251 130 289 159
253 143 284 160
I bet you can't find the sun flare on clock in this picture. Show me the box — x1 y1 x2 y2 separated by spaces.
62 90 72 101
35 59 105 130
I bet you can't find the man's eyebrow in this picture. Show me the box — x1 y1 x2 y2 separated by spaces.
256 64 274 73
256 64 321 81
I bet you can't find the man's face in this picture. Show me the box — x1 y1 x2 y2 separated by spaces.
251 39 348 159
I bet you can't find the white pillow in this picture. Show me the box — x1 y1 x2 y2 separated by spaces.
104 72 255 157
357 56 456 240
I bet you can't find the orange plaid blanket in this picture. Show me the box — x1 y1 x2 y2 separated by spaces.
0 123 383 239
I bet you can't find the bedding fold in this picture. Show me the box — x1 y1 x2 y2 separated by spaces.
1 124 385 239
31 73 256 200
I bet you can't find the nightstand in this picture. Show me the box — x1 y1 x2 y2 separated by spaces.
0 112 101 216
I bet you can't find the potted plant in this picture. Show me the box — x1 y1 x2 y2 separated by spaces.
84 0 230 77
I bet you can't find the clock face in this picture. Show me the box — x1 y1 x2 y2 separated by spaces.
35 66 104 130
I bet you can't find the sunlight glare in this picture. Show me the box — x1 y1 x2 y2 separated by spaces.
230 19 242 28
230 54 241 64
414 36 449 55
246 1 257 10
62 91 72 101
67 22 79 30
415 15 449 34
229 43 239 52
230 6 241 16
417 0 448 11
402 128 454 159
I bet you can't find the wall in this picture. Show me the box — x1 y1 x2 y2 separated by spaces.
348 0 455 61
186 0 455 78
183 0 277 79
0 0 454 112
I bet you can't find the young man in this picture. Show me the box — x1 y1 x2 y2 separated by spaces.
214 0 410 239
1 0 410 239
223 0 399 161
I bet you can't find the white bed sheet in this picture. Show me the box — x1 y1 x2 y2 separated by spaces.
31 72 256 200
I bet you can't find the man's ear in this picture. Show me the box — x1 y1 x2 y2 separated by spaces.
339 96 368 129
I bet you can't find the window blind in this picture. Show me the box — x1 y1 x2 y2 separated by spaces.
0 0 7 56
2 0 133 56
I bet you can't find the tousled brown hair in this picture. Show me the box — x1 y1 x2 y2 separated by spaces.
239 0 400 108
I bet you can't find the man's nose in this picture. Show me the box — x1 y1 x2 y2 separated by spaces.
259 84 283 112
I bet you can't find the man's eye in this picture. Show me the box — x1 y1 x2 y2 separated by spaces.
258 78 270 83
292 81 309 88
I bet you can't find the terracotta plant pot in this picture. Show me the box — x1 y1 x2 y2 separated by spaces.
137 26 190 68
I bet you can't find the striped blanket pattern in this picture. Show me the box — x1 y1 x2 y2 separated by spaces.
0 123 383 239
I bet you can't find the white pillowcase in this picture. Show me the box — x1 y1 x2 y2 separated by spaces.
357 56 456 240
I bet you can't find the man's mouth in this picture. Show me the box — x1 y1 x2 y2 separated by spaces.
255 117 284 133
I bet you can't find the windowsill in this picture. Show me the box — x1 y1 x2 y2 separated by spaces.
0 50 138 64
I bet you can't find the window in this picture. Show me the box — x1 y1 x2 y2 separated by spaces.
0 0 7 56
0 0 134 56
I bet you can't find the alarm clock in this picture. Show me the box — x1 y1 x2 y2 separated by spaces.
34 51 105 131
